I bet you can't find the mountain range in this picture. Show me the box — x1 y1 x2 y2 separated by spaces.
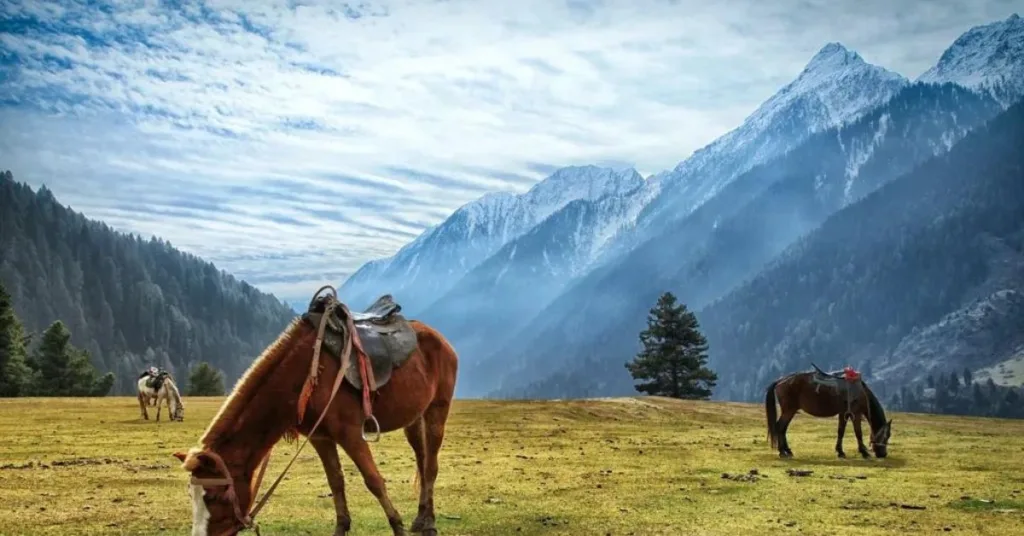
339 13 1024 402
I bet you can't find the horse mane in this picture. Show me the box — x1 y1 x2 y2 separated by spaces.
863 382 888 429
198 317 305 447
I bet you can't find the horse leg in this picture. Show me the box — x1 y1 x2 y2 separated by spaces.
852 417 871 458
404 419 428 532
311 435 352 536
339 431 406 535
137 393 149 420
155 394 163 422
835 415 848 458
411 400 451 535
777 408 797 458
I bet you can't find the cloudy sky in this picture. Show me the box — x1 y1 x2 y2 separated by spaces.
1 0 1020 306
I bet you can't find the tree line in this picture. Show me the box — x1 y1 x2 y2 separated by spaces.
892 368 1024 419
0 171 296 394
1 278 228 397
700 97 1024 402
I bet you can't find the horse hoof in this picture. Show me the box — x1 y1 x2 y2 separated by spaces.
779 451 792 459
837 451 846 459
411 518 435 534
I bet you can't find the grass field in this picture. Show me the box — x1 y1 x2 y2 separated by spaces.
1 396 1023 535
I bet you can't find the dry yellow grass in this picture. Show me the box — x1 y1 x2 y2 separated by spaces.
1 395 1023 535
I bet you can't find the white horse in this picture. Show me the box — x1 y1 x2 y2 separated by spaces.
137 375 185 421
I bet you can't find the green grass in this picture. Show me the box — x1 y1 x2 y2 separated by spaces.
1 396 1023 535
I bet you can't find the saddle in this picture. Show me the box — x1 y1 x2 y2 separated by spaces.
810 363 864 416
302 294 418 393
142 371 169 391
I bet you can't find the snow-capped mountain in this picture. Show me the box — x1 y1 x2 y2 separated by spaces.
918 14 1024 106
338 165 644 314
477 82 1002 399
417 178 661 368
337 14 1023 402
631 43 909 236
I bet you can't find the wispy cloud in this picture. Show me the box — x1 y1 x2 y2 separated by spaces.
0 0 1019 303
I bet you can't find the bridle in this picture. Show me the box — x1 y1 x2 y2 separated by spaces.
187 285 362 536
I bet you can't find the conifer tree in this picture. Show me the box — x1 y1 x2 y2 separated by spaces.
0 281 33 396
30 320 112 396
188 362 226 396
625 291 717 399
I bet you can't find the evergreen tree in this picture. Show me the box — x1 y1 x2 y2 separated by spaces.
30 321 112 396
625 291 717 399
0 281 33 396
963 367 973 386
1001 389 1021 418
972 383 987 414
188 362 226 396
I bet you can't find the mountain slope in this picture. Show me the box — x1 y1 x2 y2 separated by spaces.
481 82 1002 399
627 42 909 246
341 43 907 323
411 43 908 387
0 172 297 393
918 13 1024 106
697 98 1024 400
337 165 643 314
870 230 1024 392
418 180 661 367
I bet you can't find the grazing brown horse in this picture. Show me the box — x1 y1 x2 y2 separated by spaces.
764 364 892 459
172 286 458 536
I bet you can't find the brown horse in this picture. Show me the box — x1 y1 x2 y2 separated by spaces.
172 287 458 536
764 365 892 459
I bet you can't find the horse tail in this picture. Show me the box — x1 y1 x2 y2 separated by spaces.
765 380 780 449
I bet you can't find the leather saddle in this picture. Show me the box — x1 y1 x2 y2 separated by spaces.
810 362 863 398
141 371 168 391
302 294 418 392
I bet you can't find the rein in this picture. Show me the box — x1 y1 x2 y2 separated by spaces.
189 286 359 535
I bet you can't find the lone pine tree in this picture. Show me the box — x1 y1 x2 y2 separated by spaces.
625 291 718 400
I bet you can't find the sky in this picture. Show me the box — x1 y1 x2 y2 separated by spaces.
1 0 1021 306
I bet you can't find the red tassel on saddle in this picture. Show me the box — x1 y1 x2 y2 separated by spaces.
843 366 861 382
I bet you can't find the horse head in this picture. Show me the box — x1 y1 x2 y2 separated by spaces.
173 449 252 536
871 418 893 458
172 402 185 422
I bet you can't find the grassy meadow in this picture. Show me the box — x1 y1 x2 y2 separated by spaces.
0 396 1022 535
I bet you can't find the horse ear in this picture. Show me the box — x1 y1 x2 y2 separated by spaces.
175 448 210 471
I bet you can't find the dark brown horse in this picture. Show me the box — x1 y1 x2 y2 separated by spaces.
764 365 892 459
172 287 458 536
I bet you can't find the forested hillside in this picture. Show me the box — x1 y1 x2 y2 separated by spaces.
701 98 1024 402
0 171 297 394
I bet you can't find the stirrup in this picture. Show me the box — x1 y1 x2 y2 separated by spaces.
362 415 381 442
